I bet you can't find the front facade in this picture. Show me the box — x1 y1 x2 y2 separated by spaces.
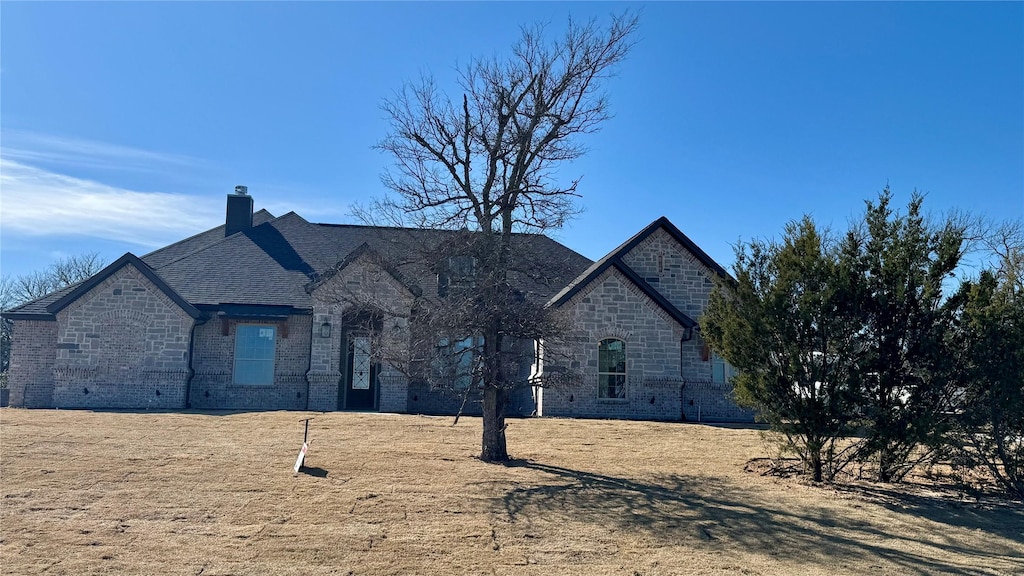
4 190 753 422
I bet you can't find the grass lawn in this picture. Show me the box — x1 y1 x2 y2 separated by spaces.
1 409 1021 575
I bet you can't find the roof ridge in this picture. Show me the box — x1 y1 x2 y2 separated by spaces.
548 216 729 308
153 211 291 270
141 208 275 264
315 222 566 239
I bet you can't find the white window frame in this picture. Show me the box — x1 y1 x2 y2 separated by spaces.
233 324 277 386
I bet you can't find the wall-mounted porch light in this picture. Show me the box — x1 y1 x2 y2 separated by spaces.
320 320 332 339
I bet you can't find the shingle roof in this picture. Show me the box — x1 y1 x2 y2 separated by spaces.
141 209 275 268
3 209 594 319
3 284 79 319
47 254 202 319
154 215 320 308
313 224 593 303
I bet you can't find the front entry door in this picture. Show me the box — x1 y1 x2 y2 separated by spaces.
343 334 378 410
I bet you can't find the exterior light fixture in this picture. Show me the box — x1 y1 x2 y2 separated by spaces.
320 321 332 339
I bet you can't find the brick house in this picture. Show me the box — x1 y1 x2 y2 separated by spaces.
3 189 753 422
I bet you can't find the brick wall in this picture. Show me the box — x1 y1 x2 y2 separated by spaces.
6 320 57 408
621 227 716 321
543 229 755 423
406 381 536 417
189 314 311 410
543 268 686 421
682 380 757 422
50 265 195 409
622 228 754 422
309 256 415 413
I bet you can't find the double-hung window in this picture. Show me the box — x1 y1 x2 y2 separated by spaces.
234 325 276 385
598 338 627 399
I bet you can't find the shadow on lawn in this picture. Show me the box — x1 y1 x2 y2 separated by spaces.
298 466 328 478
500 460 1024 575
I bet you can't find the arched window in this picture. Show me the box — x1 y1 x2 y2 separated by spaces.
598 338 627 399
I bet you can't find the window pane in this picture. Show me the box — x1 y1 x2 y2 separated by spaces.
599 374 627 399
234 325 276 385
598 339 625 374
598 339 627 399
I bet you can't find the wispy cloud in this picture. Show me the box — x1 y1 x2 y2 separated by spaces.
1 129 204 174
0 159 220 248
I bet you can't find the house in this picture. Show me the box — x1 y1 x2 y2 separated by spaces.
3 188 753 422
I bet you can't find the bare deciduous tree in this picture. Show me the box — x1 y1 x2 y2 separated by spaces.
360 13 639 462
1 253 106 385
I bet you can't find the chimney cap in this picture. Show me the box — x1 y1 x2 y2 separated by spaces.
234 185 248 196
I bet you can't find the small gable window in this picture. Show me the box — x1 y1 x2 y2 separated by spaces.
712 353 739 384
234 325 276 385
598 338 627 399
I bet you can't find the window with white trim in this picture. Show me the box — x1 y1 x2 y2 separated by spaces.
234 325 276 385
712 353 739 384
598 338 627 399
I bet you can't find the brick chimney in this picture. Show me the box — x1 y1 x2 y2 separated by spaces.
225 185 253 237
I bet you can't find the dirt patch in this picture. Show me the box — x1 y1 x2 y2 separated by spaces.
1 409 1021 575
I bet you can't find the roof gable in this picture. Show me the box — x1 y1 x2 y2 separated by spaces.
45 253 203 319
548 216 728 328
308 242 423 298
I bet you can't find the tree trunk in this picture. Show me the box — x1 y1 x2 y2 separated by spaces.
810 450 823 483
481 386 509 462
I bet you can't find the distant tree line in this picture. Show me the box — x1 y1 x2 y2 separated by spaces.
0 253 106 386
701 189 1024 499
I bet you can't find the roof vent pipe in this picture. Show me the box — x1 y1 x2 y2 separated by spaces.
225 185 254 236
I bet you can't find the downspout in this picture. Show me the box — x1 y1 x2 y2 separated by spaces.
679 325 695 421
183 317 206 409
304 316 313 411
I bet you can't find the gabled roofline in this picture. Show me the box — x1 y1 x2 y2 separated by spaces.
45 253 204 319
611 260 697 329
307 242 423 298
1 312 56 321
548 216 730 309
152 211 297 272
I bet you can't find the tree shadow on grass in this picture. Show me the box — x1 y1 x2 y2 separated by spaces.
498 460 1024 575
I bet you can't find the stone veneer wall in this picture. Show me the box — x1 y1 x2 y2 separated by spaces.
6 320 58 408
49 265 196 409
308 256 416 413
623 228 754 422
189 314 311 410
543 268 686 421
621 227 716 322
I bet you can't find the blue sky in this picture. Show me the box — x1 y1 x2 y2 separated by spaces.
2 2 1021 282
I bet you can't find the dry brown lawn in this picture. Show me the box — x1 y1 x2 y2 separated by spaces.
1 409 1021 575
